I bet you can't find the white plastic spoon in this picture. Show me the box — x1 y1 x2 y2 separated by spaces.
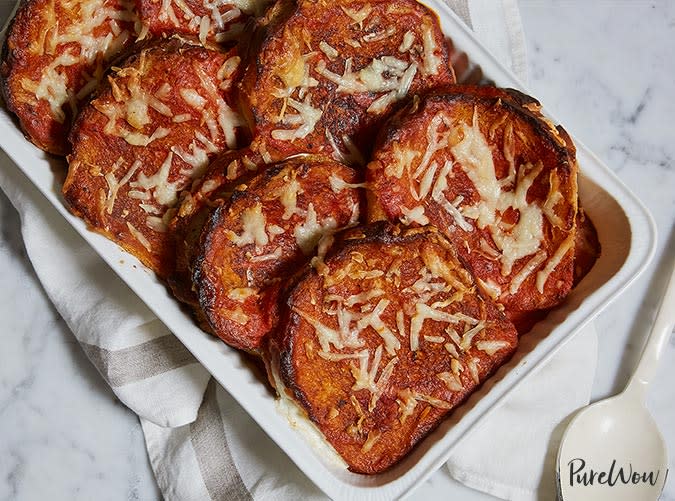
557 259 675 500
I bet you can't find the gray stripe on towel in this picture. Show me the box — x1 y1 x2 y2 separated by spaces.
191 379 252 501
81 334 197 387
444 0 473 29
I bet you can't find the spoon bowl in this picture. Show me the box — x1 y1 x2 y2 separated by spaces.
557 391 668 500
557 254 675 500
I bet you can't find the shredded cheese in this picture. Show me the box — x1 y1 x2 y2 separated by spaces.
421 20 441 76
227 203 269 249
476 340 511 356
294 203 337 255
437 371 463 392
449 109 546 276
401 205 429 226
536 233 575 293
508 250 547 295
356 299 400 355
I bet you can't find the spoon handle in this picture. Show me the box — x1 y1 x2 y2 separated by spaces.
625 257 675 400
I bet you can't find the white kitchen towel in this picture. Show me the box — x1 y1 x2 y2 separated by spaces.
0 0 598 500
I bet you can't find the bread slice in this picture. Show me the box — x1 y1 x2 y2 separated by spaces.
63 39 245 278
193 155 362 352
367 86 578 311
0 0 139 154
239 0 455 165
168 147 268 306
270 223 518 474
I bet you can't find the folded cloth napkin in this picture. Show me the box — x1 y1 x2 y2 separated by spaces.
0 0 598 499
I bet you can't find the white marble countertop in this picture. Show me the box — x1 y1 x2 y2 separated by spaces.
1 1 674 500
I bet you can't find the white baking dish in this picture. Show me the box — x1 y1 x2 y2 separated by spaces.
0 2 656 499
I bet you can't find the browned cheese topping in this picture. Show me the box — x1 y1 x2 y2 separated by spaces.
276 224 518 473
241 0 455 165
63 40 245 277
368 88 578 311
193 156 362 352
168 147 268 305
1 0 141 153
135 0 272 44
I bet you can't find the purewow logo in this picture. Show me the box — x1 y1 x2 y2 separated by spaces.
566 457 667 488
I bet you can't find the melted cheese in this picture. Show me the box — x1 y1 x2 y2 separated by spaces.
363 26 396 43
536 233 574 293
401 205 429 226
399 30 415 52
315 56 417 114
335 305 364 349
543 170 564 228
412 392 452 409
319 41 338 60
249 247 283 262
385 143 418 179
345 289 385 307
466 357 480 384
295 308 347 352
23 0 136 121
294 203 337 255
410 303 462 351
361 430 381 453
444 342 459 358
227 287 257 301
351 345 382 393
449 110 546 276
420 119 473 232
329 174 367 193
227 203 269 248
180 88 207 108
421 20 441 76
451 358 463 376
508 249 547 295
459 322 485 351
104 158 141 214
126 222 151 251
421 247 468 292
416 161 438 201
278 175 303 220
317 350 365 362
396 310 406 338
194 62 243 149
21 52 79 123
356 299 400 355
271 94 323 141
477 278 502 300
340 4 372 29
476 340 510 356
226 307 250 325
131 152 181 207
437 371 463 392
397 388 418 424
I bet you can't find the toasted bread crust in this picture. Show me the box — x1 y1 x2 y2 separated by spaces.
239 0 455 165
573 205 600 286
0 0 139 154
63 39 245 277
274 223 518 473
193 155 362 352
368 86 578 311
168 147 267 305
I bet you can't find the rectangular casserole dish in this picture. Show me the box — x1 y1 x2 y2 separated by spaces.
0 1 656 499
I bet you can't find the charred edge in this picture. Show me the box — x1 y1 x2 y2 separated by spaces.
192 201 229 332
